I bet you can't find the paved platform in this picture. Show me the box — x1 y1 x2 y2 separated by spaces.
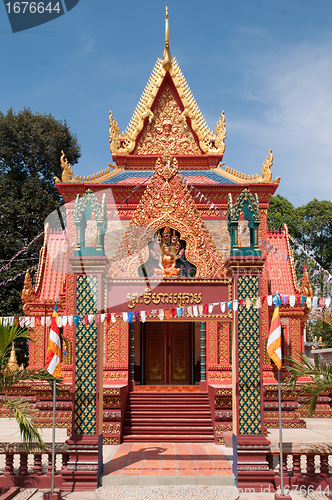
2 417 332 498
101 442 235 486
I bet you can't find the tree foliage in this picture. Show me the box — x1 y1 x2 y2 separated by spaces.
267 195 332 272
0 108 81 316
267 194 332 346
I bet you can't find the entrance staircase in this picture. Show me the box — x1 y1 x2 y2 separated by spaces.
122 388 214 442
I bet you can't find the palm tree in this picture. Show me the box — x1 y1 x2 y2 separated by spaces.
284 353 332 416
0 322 55 449
284 307 332 416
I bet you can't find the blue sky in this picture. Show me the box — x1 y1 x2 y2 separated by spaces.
1 0 332 207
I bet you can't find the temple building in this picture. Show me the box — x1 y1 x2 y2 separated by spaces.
19 10 326 452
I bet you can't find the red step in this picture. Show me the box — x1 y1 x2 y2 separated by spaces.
123 391 214 443
123 434 214 443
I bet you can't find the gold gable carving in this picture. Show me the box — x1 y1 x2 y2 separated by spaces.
109 58 226 156
134 85 201 155
108 156 225 278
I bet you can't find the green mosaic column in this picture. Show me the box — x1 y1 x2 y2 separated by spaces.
129 323 135 383
200 321 206 382
75 275 98 435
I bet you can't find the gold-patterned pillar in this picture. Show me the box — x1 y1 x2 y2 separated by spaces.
61 257 109 491
226 256 274 491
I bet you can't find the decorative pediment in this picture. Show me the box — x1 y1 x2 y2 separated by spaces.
109 58 226 157
108 156 225 278
134 84 201 156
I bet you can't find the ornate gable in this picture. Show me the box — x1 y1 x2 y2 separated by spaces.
134 83 201 156
109 55 226 159
108 156 225 278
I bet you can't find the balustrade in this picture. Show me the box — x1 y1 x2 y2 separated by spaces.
268 444 332 491
0 443 67 488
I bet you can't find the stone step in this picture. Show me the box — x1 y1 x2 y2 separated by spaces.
127 410 211 416
122 434 215 442
124 418 212 426
123 425 214 434
126 405 210 412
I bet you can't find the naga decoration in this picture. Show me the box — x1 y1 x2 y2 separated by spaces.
299 265 314 298
21 269 36 304
54 150 73 183
254 149 281 184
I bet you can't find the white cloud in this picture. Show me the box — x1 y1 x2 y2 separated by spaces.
226 42 332 205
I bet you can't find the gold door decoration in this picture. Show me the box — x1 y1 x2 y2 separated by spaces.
169 322 190 384
146 322 167 383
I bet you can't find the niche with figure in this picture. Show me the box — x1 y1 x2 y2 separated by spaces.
138 226 197 278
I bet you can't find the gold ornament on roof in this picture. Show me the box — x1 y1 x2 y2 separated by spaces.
162 7 172 71
299 265 313 298
109 112 121 153
21 269 36 304
255 149 281 184
54 151 73 183
214 148 281 184
214 112 226 154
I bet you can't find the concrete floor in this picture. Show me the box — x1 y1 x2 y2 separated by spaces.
1 417 332 499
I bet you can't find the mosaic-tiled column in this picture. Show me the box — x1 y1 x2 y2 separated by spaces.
62 257 109 492
200 321 206 390
226 256 274 491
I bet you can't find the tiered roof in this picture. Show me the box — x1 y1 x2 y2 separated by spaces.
265 225 299 297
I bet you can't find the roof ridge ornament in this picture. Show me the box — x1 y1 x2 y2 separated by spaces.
162 6 172 71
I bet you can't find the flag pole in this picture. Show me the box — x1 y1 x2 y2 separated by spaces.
277 367 284 496
51 295 57 494
51 375 56 494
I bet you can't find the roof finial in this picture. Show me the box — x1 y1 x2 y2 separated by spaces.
162 6 172 71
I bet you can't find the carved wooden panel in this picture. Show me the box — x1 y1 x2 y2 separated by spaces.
145 322 167 383
169 322 190 384
217 322 229 364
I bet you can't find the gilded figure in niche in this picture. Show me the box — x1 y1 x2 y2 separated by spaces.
153 226 184 276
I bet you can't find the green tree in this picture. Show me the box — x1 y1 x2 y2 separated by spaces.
267 195 332 347
266 194 300 238
0 322 55 449
296 199 332 273
0 108 81 317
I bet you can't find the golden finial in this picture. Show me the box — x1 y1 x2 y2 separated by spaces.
7 343 19 372
162 6 172 71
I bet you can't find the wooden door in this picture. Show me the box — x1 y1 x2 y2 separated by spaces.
145 322 191 384
145 322 167 383
169 322 190 384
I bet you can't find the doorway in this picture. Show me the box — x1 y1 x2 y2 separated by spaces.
144 322 192 384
